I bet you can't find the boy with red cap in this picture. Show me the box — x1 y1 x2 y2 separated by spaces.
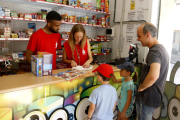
87 64 117 120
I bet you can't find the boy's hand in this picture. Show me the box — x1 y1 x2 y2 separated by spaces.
120 111 126 119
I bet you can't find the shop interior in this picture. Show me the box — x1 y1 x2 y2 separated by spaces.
0 0 179 120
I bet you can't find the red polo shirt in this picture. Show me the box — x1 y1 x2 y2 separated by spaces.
27 29 61 69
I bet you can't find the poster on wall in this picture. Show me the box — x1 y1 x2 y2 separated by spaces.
134 24 142 45
126 24 135 33
128 11 136 21
130 0 136 10
136 8 145 20
126 24 135 45
125 24 142 45
125 36 134 45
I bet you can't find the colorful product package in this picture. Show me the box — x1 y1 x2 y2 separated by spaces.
96 0 101 11
97 35 107 39
101 17 105 26
31 55 43 76
105 15 110 27
91 48 101 53
100 0 105 12
28 23 36 32
101 48 111 53
37 52 53 76
69 0 77 6
91 43 101 49
46 0 53 2
54 0 62 3
77 0 81 7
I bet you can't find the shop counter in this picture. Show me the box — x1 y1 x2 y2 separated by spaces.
0 65 141 120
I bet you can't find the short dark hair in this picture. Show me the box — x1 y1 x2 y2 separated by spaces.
46 11 62 22
142 23 157 38
98 72 113 81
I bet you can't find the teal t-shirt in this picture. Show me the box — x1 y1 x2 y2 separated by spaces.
118 77 134 113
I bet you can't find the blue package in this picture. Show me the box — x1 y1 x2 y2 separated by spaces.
31 55 43 76
28 23 36 32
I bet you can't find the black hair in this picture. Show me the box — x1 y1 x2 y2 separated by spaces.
97 72 113 81
46 11 62 22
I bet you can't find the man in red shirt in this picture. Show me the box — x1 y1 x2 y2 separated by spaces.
26 11 62 70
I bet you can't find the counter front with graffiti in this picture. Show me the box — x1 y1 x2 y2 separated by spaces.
0 66 141 120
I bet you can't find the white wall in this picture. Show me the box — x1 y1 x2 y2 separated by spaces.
81 0 174 64
158 0 175 80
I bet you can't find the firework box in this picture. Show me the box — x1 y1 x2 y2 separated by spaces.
31 55 43 76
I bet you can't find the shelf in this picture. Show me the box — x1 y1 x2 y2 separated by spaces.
89 39 112 42
0 38 111 41
0 53 109 62
0 0 110 15
0 38 29 41
0 16 111 28
92 53 110 56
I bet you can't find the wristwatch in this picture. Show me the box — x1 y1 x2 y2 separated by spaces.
87 118 91 120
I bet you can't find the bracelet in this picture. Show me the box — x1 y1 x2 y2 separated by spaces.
87 118 91 120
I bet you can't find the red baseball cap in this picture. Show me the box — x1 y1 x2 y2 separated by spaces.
92 64 113 78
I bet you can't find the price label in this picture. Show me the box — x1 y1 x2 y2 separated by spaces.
13 17 18 20
19 18 23 20
0 38 5 40
5 17 11 19
31 19 36 21
14 38 19 40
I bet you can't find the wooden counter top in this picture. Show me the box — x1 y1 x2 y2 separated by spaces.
0 65 119 94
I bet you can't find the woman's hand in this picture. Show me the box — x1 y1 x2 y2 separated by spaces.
83 61 90 68
71 60 77 67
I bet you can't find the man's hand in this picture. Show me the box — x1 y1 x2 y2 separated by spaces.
138 84 145 92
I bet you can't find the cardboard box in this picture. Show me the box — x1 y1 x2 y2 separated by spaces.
46 0 53 2
91 48 101 53
101 48 111 53
31 55 43 76
37 52 53 76
69 0 77 6
91 43 101 49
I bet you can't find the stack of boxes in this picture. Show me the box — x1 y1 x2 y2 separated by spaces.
31 52 53 76
0 6 5 16
91 43 101 53
69 0 77 6
3 7 10 17
10 11 18 18
0 27 11 38
96 0 109 12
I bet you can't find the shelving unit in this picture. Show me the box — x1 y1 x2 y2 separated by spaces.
0 38 112 42
0 0 110 15
0 0 112 63
0 53 110 62
0 16 111 28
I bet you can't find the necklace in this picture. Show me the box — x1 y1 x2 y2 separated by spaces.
72 45 80 65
